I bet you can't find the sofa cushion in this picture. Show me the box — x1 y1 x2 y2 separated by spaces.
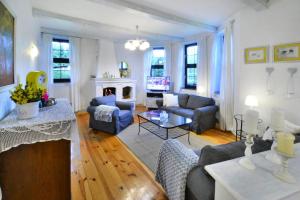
119 110 131 120
173 108 194 118
198 139 272 172
186 167 215 200
164 106 181 113
186 95 215 110
178 93 189 108
91 95 116 106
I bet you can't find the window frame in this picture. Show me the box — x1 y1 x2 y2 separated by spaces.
151 47 165 77
184 43 197 89
52 38 71 83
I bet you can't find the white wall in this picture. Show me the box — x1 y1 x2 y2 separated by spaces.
80 38 98 109
0 0 40 120
231 0 300 124
97 39 119 78
115 42 144 104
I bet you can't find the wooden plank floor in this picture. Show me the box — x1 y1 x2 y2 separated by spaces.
71 107 235 200
72 112 167 200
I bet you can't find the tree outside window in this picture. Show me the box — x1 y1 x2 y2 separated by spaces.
185 43 198 89
151 48 165 77
52 39 71 83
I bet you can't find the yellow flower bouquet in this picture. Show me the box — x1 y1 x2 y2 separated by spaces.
10 84 43 105
10 84 43 119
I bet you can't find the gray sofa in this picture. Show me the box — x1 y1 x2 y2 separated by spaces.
87 95 134 134
156 93 218 134
185 134 300 200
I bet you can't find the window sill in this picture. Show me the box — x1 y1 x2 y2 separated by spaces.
51 82 71 86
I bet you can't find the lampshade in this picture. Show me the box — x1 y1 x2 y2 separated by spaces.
244 109 259 135
245 95 258 107
270 108 285 131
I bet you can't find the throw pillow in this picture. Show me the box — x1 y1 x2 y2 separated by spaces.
163 94 179 107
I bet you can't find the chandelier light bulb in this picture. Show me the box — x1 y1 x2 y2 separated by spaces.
124 25 150 51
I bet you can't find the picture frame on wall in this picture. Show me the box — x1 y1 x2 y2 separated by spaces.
0 1 15 88
245 46 268 64
274 43 300 62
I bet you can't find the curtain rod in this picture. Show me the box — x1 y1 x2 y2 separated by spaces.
41 31 82 39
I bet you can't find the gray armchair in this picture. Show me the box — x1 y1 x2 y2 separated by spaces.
87 95 134 134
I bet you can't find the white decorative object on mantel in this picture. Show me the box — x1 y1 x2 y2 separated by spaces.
89 78 137 104
205 143 300 200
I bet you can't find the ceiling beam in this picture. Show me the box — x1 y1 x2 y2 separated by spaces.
242 0 270 11
33 8 184 41
87 0 217 32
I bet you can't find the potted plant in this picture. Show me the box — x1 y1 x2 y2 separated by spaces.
10 84 42 119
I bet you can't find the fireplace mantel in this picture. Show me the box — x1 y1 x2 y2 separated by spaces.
89 78 137 104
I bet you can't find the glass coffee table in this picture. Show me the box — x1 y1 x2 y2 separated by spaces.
137 110 192 144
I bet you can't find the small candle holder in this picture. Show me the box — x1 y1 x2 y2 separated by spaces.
273 148 296 184
265 132 282 164
239 134 256 170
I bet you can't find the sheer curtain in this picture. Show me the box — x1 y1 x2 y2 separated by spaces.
69 37 81 112
196 36 209 97
41 33 54 96
210 33 224 96
220 21 235 131
143 48 152 103
172 42 185 93
164 43 172 77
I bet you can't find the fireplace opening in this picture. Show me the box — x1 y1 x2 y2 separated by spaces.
103 87 116 96
122 86 132 99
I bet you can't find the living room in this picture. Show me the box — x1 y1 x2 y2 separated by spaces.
0 0 299 199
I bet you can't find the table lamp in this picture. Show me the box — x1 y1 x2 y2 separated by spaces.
245 95 258 109
239 109 259 170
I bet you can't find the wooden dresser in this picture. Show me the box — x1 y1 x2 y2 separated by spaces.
0 100 78 200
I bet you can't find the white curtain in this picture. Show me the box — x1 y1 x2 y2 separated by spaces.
69 37 81 112
196 36 209 97
210 33 224 96
172 42 185 93
164 43 172 77
143 48 152 103
41 33 54 96
220 21 235 131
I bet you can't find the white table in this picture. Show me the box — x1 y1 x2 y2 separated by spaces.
205 143 300 200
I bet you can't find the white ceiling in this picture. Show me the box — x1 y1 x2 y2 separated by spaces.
32 0 247 41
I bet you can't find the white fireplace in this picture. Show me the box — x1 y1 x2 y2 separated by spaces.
89 78 137 104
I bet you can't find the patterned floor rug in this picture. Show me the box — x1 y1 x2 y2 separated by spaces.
117 123 213 172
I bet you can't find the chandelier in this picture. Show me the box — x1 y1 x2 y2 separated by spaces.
124 25 150 51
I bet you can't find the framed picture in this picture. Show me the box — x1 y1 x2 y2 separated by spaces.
245 46 268 64
0 1 15 88
274 43 300 62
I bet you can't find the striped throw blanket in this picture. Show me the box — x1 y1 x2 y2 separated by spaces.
94 105 119 122
155 139 199 200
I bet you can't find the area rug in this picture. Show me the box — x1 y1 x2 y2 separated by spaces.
117 123 213 172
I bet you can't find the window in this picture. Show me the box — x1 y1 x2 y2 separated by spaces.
52 38 71 83
185 43 198 89
151 47 165 77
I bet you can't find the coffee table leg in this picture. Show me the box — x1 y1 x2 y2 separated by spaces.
188 124 191 144
166 129 168 140
138 116 141 135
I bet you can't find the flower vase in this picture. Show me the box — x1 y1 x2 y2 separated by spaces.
16 101 40 119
